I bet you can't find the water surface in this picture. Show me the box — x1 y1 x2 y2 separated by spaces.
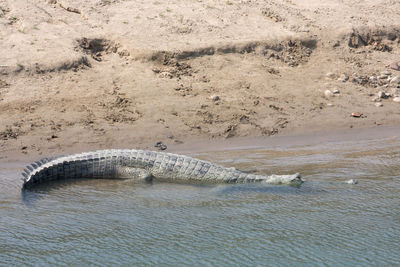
1 135 399 266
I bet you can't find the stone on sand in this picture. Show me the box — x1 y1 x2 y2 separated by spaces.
326 72 335 79
390 76 400 84
324 90 333 98
389 61 400 71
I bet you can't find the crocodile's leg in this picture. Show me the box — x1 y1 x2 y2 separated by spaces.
115 166 153 182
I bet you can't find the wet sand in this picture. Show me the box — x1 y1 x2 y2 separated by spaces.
2 125 400 166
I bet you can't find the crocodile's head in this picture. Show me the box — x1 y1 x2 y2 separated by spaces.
265 173 303 185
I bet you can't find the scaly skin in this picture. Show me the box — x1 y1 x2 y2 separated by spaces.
21 149 303 189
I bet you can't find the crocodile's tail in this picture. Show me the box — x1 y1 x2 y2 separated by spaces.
21 151 118 189
21 157 56 188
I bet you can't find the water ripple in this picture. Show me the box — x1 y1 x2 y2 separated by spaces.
1 136 400 265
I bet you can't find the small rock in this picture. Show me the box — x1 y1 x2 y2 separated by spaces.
378 74 388 80
324 90 333 98
332 88 340 94
327 103 334 107
346 179 358 185
389 87 400 96
380 70 391 76
0 79 9 87
155 141 167 150
393 97 400 103
351 112 362 118
390 76 400 84
369 76 378 82
378 91 390 99
210 95 220 101
159 72 173 79
375 102 383 107
371 97 381 102
338 73 349 82
333 41 340 47
326 72 335 79
389 61 400 71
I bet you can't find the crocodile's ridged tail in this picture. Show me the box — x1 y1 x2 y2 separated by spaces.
22 149 303 189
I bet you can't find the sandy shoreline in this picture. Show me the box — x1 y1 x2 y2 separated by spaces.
1 0 400 160
2 124 400 164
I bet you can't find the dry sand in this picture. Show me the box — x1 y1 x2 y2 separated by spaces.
1 0 400 158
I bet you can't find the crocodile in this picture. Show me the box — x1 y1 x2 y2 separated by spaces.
21 149 303 189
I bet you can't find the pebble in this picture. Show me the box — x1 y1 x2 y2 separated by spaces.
351 112 362 118
378 91 390 99
389 87 400 95
210 95 220 101
371 97 381 102
375 102 383 107
393 97 400 103
337 73 349 82
346 179 358 185
369 76 378 82
326 72 335 79
332 88 340 94
378 74 388 80
390 76 400 84
324 90 333 98
389 61 400 71
154 141 167 150
327 103 334 107
381 70 392 76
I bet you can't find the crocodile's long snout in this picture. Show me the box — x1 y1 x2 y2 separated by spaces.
264 173 303 185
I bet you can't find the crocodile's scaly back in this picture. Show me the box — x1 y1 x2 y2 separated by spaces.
21 149 302 189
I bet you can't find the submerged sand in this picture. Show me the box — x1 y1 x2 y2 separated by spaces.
1 0 400 158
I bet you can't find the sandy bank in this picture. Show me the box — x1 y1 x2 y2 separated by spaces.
1 0 400 159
